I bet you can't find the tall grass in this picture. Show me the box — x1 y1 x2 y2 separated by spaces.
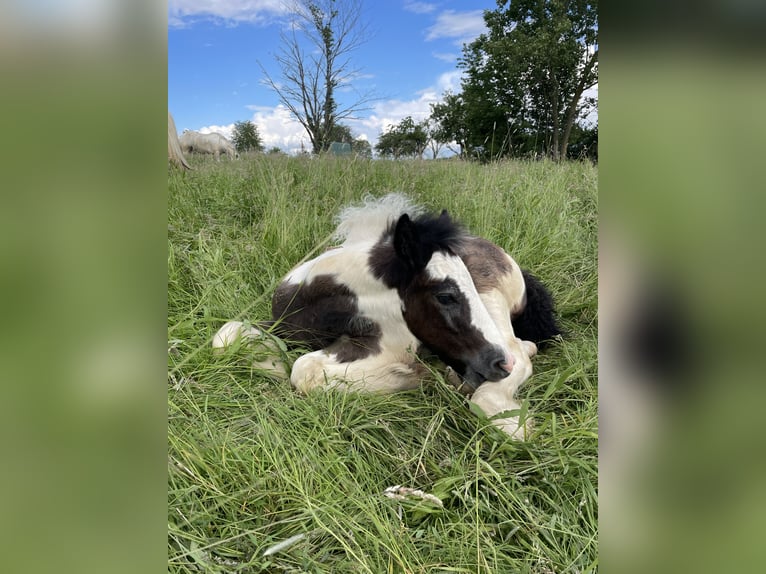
168 155 597 573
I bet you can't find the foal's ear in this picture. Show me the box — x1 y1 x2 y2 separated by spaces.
394 214 430 270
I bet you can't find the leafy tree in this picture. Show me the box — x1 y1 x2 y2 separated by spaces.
429 92 470 158
430 91 527 160
352 137 371 158
374 129 397 158
260 0 375 154
458 0 598 160
375 116 428 159
325 123 370 157
430 90 514 160
566 122 598 161
231 120 263 153
423 118 446 159
328 123 354 143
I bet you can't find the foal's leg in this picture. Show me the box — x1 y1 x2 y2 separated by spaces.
470 351 535 439
212 321 289 378
473 287 540 438
290 345 422 394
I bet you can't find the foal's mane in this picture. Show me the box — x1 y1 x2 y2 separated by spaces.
397 210 465 254
334 193 465 251
334 193 423 245
355 195 467 289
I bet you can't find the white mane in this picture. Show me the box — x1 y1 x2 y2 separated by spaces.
333 193 423 245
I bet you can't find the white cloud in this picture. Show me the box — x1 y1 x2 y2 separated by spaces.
195 71 595 159
425 10 486 44
434 69 463 94
245 104 312 153
199 109 309 153
432 51 459 63
349 70 463 147
403 1 437 14
168 0 288 27
198 124 236 139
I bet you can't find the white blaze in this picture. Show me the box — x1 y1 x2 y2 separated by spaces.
425 252 511 358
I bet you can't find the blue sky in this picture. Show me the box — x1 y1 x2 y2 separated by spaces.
168 1 597 155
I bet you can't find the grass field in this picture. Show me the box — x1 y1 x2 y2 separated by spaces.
168 155 598 573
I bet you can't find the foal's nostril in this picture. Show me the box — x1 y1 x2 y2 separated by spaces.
487 350 513 380
471 348 515 383
494 358 512 374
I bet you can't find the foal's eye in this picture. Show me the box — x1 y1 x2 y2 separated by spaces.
435 293 457 306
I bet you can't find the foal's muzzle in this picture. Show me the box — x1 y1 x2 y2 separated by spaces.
463 346 514 387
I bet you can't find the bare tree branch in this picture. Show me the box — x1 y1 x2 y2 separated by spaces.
258 0 378 154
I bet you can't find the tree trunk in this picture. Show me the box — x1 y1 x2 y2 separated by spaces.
559 50 598 160
551 75 560 161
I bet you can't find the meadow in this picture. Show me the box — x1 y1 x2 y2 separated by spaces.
168 155 598 573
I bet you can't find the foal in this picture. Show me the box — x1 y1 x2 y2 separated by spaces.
214 194 561 439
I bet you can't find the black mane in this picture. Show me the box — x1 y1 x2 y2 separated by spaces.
405 210 465 254
369 209 466 291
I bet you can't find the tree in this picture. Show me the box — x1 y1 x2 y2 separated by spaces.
375 116 428 159
423 118 446 159
458 0 598 160
260 0 375 155
324 123 370 157
566 122 598 161
351 137 371 158
429 92 469 159
328 123 354 143
231 120 263 153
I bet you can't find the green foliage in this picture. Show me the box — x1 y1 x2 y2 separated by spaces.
449 0 598 161
328 122 353 144
352 137 372 158
327 123 372 158
422 117 447 159
168 156 597 572
231 120 263 153
430 92 469 158
567 123 598 161
375 116 428 159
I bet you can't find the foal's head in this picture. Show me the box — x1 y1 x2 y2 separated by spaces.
371 210 514 387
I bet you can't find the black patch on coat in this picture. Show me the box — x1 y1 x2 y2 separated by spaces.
401 272 508 385
401 276 471 377
512 269 563 348
270 274 382 361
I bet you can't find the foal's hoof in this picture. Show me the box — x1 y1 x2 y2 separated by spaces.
520 339 538 358
212 321 261 353
290 352 332 393
491 415 534 441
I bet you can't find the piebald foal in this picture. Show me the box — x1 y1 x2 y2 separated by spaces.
214 194 561 439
